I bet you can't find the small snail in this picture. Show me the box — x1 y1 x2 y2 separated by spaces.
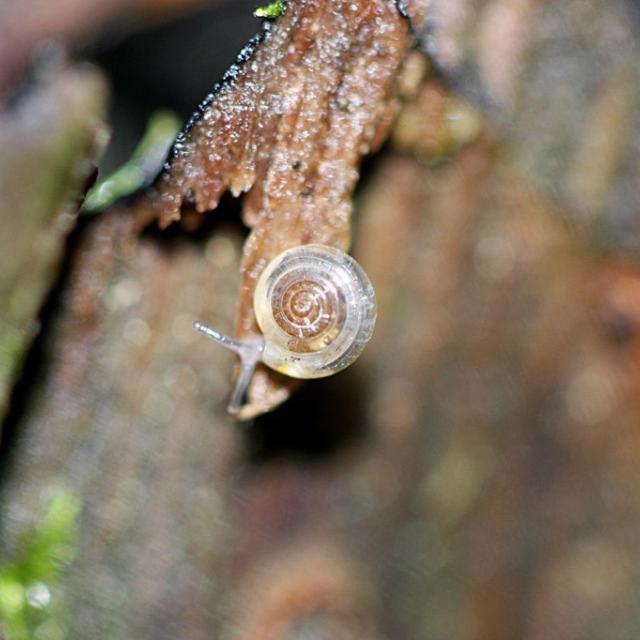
194 244 377 414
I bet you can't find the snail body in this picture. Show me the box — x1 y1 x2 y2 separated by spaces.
195 244 377 414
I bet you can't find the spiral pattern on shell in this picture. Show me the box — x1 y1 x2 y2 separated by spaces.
277 279 338 338
253 244 377 379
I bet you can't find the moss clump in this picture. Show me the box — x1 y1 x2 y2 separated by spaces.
254 0 285 18
0 490 80 640
83 110 180 212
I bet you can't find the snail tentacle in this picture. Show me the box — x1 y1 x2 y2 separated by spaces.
193 321 264 414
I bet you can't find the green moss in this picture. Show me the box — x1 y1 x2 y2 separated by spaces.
253 0 285 18
83 110 181 212
0 490 80 640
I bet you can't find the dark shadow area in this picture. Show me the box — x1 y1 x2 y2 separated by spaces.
141 189 248 248
245 368 370 463
88 0 260 172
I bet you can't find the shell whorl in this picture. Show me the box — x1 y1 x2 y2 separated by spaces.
271 274 346 353
253 244 377 379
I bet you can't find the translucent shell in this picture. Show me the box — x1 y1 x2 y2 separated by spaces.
253 244 377 379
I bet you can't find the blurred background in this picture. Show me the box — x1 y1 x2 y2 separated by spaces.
1 0 640 638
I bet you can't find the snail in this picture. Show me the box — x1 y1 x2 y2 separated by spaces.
194 244 377 414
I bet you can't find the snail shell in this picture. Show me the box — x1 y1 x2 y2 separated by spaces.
253 244 377 379
194 244 376 413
